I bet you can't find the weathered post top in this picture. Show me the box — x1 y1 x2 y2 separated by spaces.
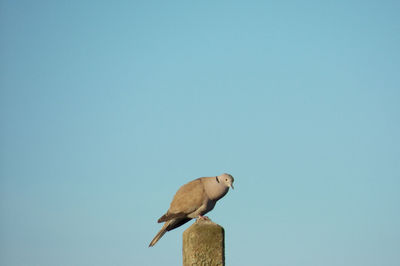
182 219 225 266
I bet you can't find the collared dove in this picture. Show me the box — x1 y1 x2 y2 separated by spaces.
149 173 234 247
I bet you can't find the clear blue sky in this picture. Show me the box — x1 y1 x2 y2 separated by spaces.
1 1 399 265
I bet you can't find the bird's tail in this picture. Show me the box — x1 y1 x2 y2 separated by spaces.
149 220 171 247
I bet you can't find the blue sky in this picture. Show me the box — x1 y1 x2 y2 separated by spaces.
1 0 399 265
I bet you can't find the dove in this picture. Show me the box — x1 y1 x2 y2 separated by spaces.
149 173 234 247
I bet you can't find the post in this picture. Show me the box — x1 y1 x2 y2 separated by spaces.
182 219 225 266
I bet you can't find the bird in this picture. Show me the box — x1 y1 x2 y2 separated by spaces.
149 173 234 247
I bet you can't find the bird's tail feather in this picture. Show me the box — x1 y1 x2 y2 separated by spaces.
149 218 192 247
149 221 170 247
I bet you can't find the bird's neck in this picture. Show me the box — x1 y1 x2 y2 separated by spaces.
203 177 229 201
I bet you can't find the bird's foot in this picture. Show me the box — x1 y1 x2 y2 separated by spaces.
197 215 210 221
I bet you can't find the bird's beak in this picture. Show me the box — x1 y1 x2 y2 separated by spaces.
230 184 234 190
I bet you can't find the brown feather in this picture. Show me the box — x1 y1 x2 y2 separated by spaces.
158 212 187 223
149 174 234 247
149 218 191 247
168 178 206 215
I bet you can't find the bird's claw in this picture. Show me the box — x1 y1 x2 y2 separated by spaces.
197 215 210 221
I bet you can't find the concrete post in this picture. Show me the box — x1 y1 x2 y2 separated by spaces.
182 219 225 266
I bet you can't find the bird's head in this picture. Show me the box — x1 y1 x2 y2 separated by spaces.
219 173 234 190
